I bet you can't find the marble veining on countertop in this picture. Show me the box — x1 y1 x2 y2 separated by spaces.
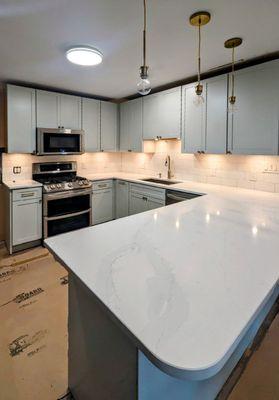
45 173 279 379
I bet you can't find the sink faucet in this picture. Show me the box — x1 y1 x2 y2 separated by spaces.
165 155 173 180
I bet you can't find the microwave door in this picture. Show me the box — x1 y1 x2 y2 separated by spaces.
37 129 84 155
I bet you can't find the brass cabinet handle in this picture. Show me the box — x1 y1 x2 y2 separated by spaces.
21 192 35 197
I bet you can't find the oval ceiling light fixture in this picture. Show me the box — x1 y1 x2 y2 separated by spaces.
66 46 103 66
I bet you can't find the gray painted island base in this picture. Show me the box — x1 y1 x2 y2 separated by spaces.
68 272 279 400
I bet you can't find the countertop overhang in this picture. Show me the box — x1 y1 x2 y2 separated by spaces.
45 173 279 380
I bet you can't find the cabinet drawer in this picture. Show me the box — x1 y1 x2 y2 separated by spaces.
13 187 42 202
92 180 113 191
130 183 165 201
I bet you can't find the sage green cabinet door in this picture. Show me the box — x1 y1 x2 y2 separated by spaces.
7 85 36 154
145 197 165 212
143 88 181 140
12 199 42 245
36 90 60 129
82 98 101 152
143 93 160 139
157 87 181 139
228 61 279 155
129 192 147 215
60 94 82 129
205 75 228 154
120 98 143 152
116 180 129 218
100 101 119 152
182 83 206 154
92 189 114 225
119 102 130 152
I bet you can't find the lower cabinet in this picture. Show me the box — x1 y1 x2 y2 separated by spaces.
115 180 129 218
6 187 42 254
129 184 165 215
92 180 114 225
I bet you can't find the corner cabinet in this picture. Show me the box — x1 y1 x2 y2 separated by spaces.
100 101 119 152
182 75 228 154
120 98 145 152
36 90 82 130
82 98 101 152
143 87 182 140
227 61 279 155
7 85 36 154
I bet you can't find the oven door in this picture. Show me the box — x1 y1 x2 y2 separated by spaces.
37 128 84 155
43 189 92 238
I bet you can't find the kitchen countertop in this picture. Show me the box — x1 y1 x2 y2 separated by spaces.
44 173 279 379
3 179 43 190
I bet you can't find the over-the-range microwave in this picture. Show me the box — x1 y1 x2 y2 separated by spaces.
37 128 84 155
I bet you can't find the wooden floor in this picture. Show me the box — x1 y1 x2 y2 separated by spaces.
0 244 278 400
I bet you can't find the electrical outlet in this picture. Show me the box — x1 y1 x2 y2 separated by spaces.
13 166 21 174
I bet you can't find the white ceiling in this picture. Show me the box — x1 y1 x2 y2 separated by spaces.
0 0 279 98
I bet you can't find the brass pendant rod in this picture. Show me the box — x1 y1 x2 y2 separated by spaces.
231 46 235 98
197 20 201 84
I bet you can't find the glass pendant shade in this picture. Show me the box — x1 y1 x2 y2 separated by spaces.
193 93 205 107
137 78 151 95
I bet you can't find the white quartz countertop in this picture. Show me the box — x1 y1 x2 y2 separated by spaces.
45 173 279 379
3 179 43 190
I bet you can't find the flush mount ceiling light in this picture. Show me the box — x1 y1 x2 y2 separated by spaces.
224 37 243 113
66 46 103 66
189 11 211 105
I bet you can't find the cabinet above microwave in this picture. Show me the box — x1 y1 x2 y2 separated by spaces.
36 128 85 155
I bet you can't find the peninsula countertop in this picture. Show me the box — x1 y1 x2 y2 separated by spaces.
45 175 279 380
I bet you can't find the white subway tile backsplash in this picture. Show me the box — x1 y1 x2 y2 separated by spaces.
2 142 279 194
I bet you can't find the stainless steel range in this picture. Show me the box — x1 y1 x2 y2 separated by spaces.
33 161 92 239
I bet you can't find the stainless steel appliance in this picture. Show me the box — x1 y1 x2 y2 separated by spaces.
166 189 203 205
33 161 92 238
36 128 84 155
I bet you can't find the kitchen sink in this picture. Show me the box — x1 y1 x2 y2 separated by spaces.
140 178 182 185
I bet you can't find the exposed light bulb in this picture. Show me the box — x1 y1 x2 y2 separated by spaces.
228 96 237 114
193 93 205 107
137 77 151 95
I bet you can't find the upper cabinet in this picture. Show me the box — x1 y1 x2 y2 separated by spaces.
228 61 279 155
120 98 144 152
82 98 100 152
7 85 36 154
182 75 228 154
60 94 82 129
36 90 82 129
143 87 182 140
100 101 119 152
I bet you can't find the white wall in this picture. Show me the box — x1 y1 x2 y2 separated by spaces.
3 141 279 193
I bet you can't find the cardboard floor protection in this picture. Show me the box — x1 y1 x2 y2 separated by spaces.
0 245 68 400
0 245 278 400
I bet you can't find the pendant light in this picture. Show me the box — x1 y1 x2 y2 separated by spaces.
224 37 243 113
189 11 211 105
137 0 151 95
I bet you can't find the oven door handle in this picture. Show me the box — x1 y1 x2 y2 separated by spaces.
45 208 91 222
44 188 92 200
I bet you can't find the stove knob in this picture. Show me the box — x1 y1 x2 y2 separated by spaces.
50 184 55 190
84 180 89 185
78 181 83 186
56 184 62 189
68 182 73 188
